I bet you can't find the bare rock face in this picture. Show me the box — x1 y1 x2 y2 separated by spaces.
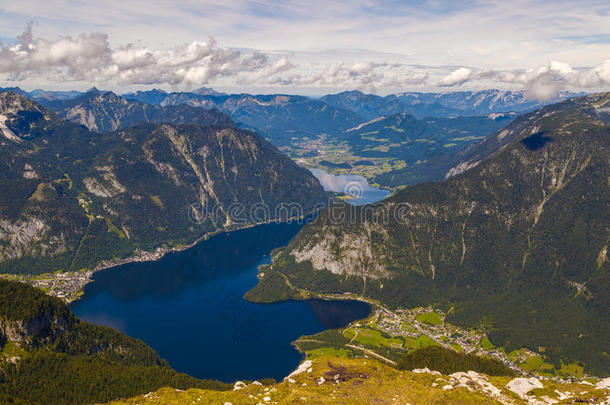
0 217 48 260
0 91 52 142
291 223 391 279
0 311 72 350
505 377 544 399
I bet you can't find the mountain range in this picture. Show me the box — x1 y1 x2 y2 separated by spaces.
123 90 365 145
0 91 325 275
24 89 521 189
2 86 579 144
43 89 234 133
321 89 583 120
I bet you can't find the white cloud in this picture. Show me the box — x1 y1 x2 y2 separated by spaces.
259 61 428 92
0 24 289 86
438 67 473 86
0 25 430 91
1 24 609 98
435 60 610 100
2 0 610 95
494 60 610 100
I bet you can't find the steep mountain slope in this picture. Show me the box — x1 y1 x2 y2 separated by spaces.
247 93 610 374
0 91 326 275
321 90 582 120
43 90 233 133
124 90 364 145
0 279 229 404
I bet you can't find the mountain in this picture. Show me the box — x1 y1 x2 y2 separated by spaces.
0 87 28 97
0 279 230 404
246 93 610 375
50 90 514 188
27 89 84 102
120 88 168 105
0 91 326 276
42 89 233 133
321 89 583 120
0 87 84 103
191 86 225 96
123 91 364 145
320 90 408 120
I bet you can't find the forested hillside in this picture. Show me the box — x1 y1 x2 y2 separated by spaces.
247 93 610 375
0 279 230 404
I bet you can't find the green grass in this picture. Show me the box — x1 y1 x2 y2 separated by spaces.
479 337 494 350
451 343 463 352
559 363 584 378
401 322 419 333
519 355 554 375
113 356 513 404
344 327 403 348
404 335 439 350
523 356 543 371
415 312 443 326
307 347 353 359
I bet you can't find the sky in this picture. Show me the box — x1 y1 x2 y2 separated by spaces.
1 0 610 98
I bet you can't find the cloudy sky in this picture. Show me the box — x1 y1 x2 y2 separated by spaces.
1 0 610 98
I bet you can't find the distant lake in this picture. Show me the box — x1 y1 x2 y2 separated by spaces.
70 222 370 382
309 168 390 205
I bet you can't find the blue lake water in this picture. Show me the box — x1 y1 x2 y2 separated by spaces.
70 222 370 382
309 168 391 205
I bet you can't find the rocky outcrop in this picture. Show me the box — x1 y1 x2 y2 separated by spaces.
0 217 48 260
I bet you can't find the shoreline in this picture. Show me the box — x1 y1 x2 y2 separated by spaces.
1 214 315 303
246 268 602 382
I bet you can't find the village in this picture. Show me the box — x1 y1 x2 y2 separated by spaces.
338 304 586 383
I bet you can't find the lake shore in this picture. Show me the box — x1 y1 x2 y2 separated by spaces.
1 216 314 303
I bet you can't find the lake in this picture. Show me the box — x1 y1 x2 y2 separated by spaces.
309 168 390 205
70 222 371 383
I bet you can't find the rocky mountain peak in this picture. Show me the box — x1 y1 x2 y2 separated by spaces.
0 91 38 113
0 91 51 142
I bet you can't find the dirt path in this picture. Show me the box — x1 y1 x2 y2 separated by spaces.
346 344 397 366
